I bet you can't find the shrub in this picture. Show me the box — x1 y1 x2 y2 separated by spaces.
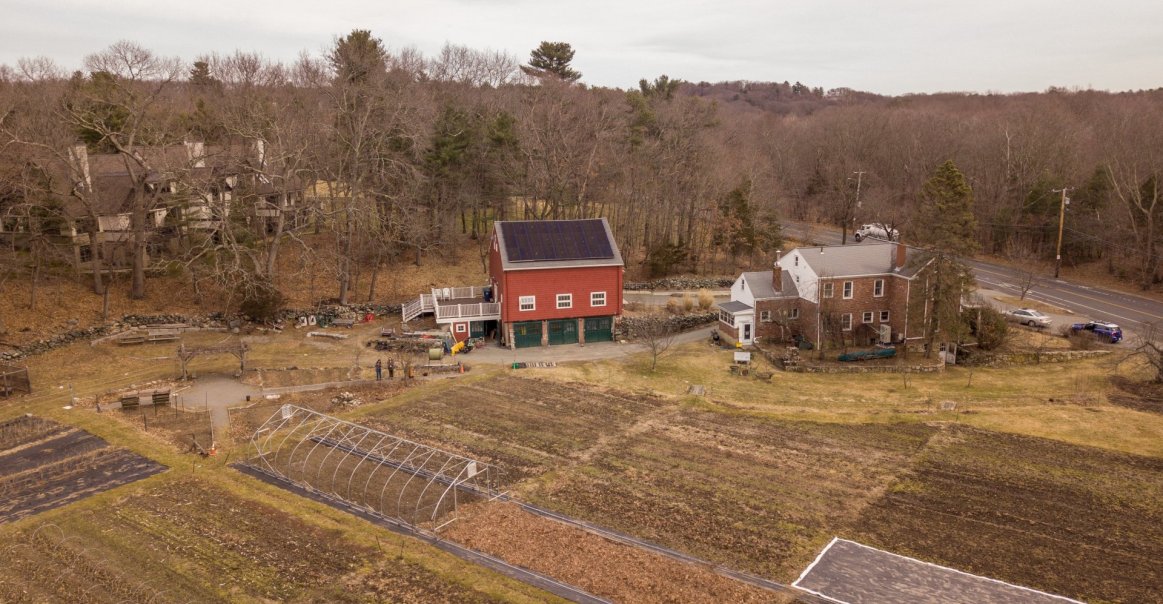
238 280 285 322
682 293 695 311
967 307 1009 351
665 299 682 314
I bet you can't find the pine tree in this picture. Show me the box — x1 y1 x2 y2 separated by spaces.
521 42 581 82
915 160 979 356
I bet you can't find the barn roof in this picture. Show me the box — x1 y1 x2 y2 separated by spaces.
494 218 623 271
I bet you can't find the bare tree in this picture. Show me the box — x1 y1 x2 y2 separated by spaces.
65 41 184 299
637 318 675 372
1132 323 1163 383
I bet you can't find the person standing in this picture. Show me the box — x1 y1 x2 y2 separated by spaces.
375 359 383 381
387 358 396 380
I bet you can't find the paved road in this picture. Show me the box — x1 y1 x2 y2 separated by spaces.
784 221 1163 338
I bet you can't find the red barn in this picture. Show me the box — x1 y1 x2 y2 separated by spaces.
489 219 624 348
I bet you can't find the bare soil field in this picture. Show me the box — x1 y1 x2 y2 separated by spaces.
354 375 933 578
446 501 794 603
0 415 166 524
528 409 936 580
357 375 668 483
354 373 1163 601
0 476 511 603
853 425 1163 603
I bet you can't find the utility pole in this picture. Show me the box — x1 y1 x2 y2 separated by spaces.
1052 188 1071 279
842 170 866 245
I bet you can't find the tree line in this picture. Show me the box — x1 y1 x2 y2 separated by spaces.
1 32 1161 314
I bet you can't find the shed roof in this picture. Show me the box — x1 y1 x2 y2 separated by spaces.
718 300 753 314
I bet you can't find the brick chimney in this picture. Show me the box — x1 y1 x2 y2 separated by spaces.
773 252 782 289
895 242 907 270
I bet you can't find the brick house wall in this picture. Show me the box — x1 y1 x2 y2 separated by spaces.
754 273 929 346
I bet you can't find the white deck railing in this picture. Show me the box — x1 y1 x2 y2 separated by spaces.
431 286 487 301
404 286 489 322
435 302 500 321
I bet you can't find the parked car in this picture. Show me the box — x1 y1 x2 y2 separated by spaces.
1070 321 1123 343
854 223 900 242
1004 308 1051 328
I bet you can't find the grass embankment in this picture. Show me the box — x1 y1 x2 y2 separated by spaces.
532 341 1163 458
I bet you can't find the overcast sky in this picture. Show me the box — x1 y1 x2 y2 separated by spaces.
3 0 1161 95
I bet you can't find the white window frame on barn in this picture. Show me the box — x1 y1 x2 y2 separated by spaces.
841 313 853 331
519 296 535 311
557 293 572 309
591 291 607 307
873 279 885 297
455 323 467 333
843 281 854 299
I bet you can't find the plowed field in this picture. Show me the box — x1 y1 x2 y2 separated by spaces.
0 477 509 603
854 426 1163 603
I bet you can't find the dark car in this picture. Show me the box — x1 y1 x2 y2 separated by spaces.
1070 321 1123 343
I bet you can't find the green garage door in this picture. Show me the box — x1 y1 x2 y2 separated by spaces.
584 317 613 342
548 319 579 345
513 322 542 348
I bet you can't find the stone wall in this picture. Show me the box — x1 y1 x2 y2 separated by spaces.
0 303 405 362
963 349 1111 367
624 277 734 291
619 312 718 338
753 342 943 374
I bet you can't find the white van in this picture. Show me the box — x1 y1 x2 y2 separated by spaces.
854 223 900 242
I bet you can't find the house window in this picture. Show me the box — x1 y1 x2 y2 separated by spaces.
760 310 772 322
794 255 799 266
78 245 93 263
455 323 467 333
874 279 885 297
880 310 890 322
822 282 834 298
842 281 854 299
720 310 735 326
519 296 535 311
557 293 572 309
789 308 799 320
591 291 607 307
841 313 853 331
862 311 873 324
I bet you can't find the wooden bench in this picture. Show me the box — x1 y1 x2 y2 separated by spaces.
332 318 356 328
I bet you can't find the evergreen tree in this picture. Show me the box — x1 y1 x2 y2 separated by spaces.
521 42 581 82
329 30 387 85
915 160 978 356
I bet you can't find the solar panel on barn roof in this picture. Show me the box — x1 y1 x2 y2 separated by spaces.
501 219 614 262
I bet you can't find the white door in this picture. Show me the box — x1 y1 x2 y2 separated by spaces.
741 322 753 344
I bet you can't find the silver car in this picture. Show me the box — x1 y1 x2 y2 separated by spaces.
1005 308 1051 328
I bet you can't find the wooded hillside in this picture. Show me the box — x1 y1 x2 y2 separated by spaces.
1 33 1161 315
